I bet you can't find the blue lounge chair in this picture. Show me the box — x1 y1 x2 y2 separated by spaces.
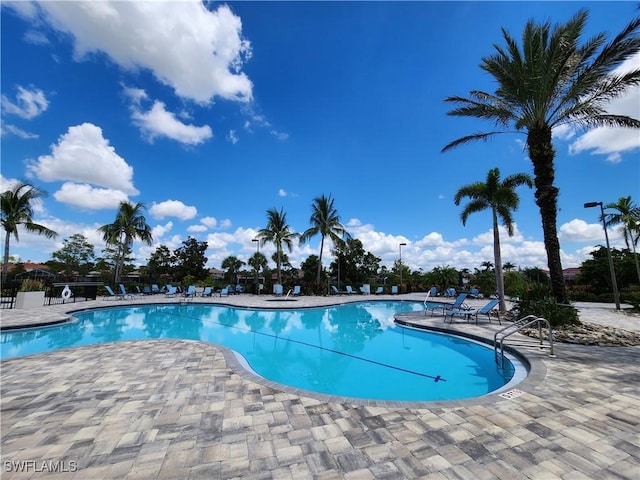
292 285 301 296
445 287 457 298
151 284 160 294
104 285 124 300
469 287 480 298
374 286 384 294
429 286 439 296
331 286 342 295
165 285 177 297
273 284 283 296
220 287 229 297
184 285 196 298
345 286 356 295
201 286 213 297
391 285 399 295
440 293 469 320
446 299 501 324
235 285 244 294
118 284 135 299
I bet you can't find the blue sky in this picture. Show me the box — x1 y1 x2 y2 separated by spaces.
2 1 639 274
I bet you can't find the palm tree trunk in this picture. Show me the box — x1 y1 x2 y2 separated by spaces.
316 236 325 283
528 127 567 304
631 241 640 285
492 209 506 313
2 231 10 275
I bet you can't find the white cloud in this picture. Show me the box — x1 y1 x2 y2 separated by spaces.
53 182 128 209
149 200 197 220
278 189 288 197
1 124 38 139
227 129 239 144
152 222 174 240
27 123 138 196
131 100 213 145
21 1 253 103
201 217 218 228
187 224 208 233
1 85 49 119
219 219 232 228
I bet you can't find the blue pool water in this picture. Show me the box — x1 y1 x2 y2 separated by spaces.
0 301 518 402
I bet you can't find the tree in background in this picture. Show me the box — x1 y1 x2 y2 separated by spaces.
256 208 299 285
1 181 57 275
147 245 176 282
248 251 268 292
299 194 350 283
98 201 152 283
221 256 245 285
454 167 533 312
49 234 95 278
443 10 640 305
174 237 208 281
604 196 640 284
429 265 459 293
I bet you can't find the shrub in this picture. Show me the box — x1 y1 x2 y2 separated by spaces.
514 283 580 327
18 279 45 292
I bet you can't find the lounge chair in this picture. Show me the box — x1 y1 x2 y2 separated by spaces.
235 285 244 294
439 293 469 319
429 286 439 296
165 285 177 297
151 284 160 294
374 286 384 294
292 285 301 296
104 285 124 300
359 284 371 295
184 285 196 298
274 284 283 296
220 287 229 297
331 286 342 295
446 299 501 324
118 284 135 299
201 286 213 297
143 286 152 295
391 285 399 295
445 287 457 298
469 287 480 298
345 286 356 295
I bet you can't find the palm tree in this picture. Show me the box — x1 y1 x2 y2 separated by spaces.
221 256 245 286
454 168 533 312
256 207 299 285
248 251 268 292
442 11 640 304
97 201 153 283
299 194 350 283
1 182 57 275
604 196 640 284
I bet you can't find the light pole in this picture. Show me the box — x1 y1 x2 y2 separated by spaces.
584 202 620 311
252 238 259 294
399 242 406 292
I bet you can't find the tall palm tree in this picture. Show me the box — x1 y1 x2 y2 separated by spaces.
442 10 640 304
221 256 245 286
604 196 640 284
299 194 350 283
98 201 152 283
256 207 298 285
454 168 533 312
1 182 57 275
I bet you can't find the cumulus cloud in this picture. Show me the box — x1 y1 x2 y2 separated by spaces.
27 123 138 198
152 221 174 239
278 189 288 197
53 182 129 210
15 1 253 103
131 100 213 145
566 52 640 163
1 85 49 119
201 217 218 228
227 129 239 144
149 200 197 220
187 224 208 233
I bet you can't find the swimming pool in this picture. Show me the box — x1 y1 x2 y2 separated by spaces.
0 301 522 402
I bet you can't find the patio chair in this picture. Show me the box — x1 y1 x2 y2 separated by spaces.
345 286 356 295
331 286 342 295
184 285 196 298
292 285 301 296
446 299 501 324
469 287 480 298
374 286 384 294
391 285 399 295
165 285 177 297
220 287 229 297
273 284 283 296
118 284 135 299
151 284 160 294
104 285 124 300
201 286 213 297
440 293 469 320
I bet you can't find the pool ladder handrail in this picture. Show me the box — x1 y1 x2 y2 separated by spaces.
284 289 292 300
494 314 555 366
